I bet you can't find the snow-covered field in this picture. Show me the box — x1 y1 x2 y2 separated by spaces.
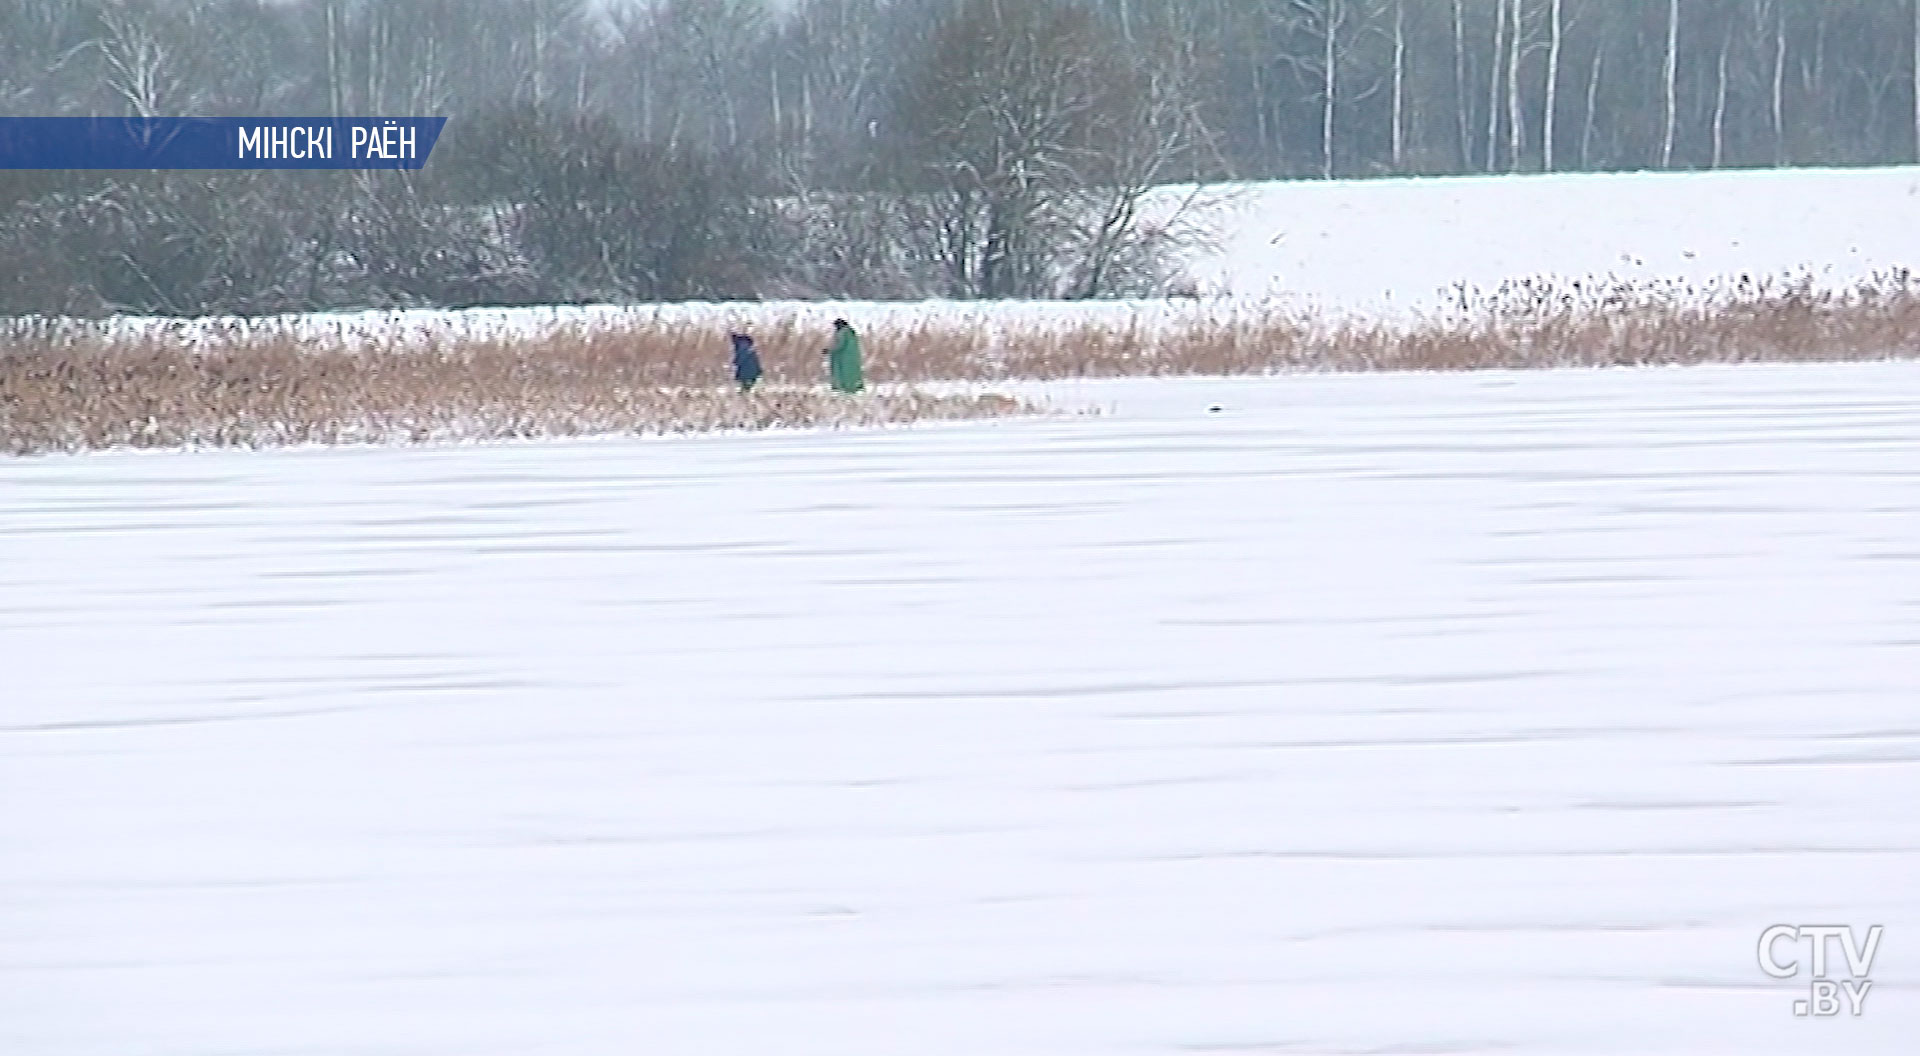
5 365 1917 1053
1181 164 1920 307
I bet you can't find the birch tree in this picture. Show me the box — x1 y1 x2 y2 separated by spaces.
1711 12 1731 167
1580 33 1604 166
1285 0 1357 180
1485 0 1505 170
1770 0 1787 164
1452 0 1473 168
1661 0 1680 167
1390 0 1406 170
1542 0 1562 170
1506 0 1524 169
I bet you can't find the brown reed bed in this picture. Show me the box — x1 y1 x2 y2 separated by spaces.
5 271 1919 455
859 271 1920 378
0 333 1033 455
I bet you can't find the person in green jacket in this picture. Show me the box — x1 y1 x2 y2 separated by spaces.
824 318 865 393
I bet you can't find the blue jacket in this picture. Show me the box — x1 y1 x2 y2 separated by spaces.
730 334 763 384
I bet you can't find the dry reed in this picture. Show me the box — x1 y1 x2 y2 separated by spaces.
6 271 1919 455
0 332 1032 455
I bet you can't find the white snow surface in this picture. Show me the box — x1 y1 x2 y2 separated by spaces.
1174 165 1920 308
5 364 1918 1053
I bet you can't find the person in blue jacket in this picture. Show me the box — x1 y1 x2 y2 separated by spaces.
729 332 763 392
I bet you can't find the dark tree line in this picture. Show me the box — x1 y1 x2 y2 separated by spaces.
2 0 1917 315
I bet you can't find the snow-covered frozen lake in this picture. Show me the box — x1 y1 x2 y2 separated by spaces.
4 366 1918 1053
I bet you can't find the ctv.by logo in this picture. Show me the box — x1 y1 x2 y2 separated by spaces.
1758 925 1883 1017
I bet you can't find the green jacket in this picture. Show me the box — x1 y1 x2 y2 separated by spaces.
827 326 865 393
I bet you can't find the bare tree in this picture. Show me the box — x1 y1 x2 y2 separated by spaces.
1067 7 1220 297
1452 0 1473 168
94 0 190 117
894 0 1205 298
1283 0 1385 180
0 0 95 113
1542 0 1562 170
1390 0 1406 170
1771 0 1787 164
1506 0 1524 169
1661 0 1680 167
771 0 897 185
1485 0 1505 170
898 0 1112 296
1580 33 1604 166
1711 13 1731 167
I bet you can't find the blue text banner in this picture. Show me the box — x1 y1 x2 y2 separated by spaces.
0 118 448 169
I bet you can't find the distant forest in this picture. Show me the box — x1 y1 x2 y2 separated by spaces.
3 0 1918 315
